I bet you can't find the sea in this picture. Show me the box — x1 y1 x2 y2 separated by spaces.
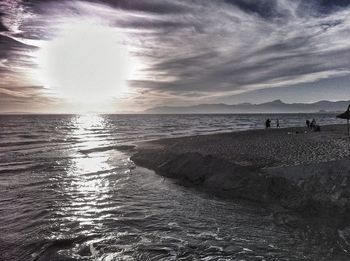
0 113 348 261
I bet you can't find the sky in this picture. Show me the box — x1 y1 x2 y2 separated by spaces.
0 0 350 113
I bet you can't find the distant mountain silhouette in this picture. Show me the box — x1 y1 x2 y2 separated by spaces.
143 100 350 114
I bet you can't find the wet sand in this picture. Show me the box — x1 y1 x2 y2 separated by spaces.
131 124 350 219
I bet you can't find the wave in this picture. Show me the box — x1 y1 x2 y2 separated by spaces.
0 140 49 147
79 145 135 154
0 163 44 174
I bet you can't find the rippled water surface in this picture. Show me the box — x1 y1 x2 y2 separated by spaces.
0 114 348 260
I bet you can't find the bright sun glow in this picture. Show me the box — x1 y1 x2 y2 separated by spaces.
37 21 130 103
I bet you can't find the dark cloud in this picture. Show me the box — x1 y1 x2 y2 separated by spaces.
226 0 350 18
95 0 190 15
224 0 282 19
0 12 8 32
115 19 188 31
0 35 36 57
312 0 350 13
19 0 190 16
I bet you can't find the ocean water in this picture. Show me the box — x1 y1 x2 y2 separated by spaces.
0 114 348 261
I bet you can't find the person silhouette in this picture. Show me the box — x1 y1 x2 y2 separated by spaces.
311 118 316 129
306 119 310 128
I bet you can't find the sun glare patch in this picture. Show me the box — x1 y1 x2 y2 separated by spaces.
36 21 130 103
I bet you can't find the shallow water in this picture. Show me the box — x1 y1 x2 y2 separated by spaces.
0 114 349 260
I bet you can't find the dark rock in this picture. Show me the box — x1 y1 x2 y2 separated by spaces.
131 149 350 223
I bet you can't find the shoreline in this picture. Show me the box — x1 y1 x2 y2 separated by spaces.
131 124 350 221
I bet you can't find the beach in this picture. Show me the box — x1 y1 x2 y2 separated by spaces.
131 124 350 220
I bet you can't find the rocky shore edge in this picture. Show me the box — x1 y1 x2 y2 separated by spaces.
133 152 349 219
130 125 350 223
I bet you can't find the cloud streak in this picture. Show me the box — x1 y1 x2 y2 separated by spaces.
1 0 350 111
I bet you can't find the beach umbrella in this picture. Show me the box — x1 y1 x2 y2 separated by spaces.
337 104 350 135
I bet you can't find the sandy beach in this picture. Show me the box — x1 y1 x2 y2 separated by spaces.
131 124 350 220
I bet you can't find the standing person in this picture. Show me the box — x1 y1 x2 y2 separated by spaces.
276 119 280 128
265 119 271 129
306 119 310 128
311 118 316 129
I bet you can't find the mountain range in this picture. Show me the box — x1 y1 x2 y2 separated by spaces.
143 100 350 114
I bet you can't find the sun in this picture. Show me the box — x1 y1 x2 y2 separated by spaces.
36 21 130 103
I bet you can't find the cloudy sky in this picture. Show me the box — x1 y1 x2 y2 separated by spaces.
1 0 350 113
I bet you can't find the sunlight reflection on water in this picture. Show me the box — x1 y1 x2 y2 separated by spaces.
58 114 117 234
68 156 110 175
72 114 109 149
74 114 106 130
49 115 141 260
